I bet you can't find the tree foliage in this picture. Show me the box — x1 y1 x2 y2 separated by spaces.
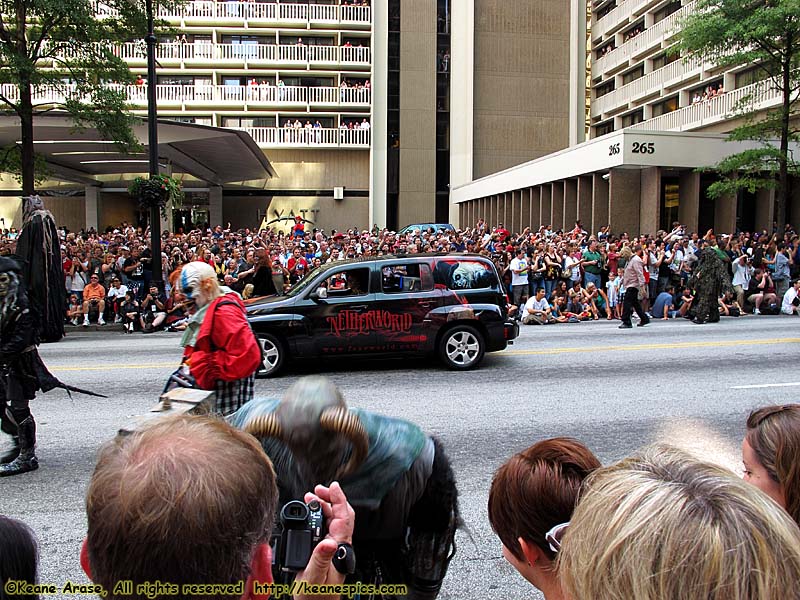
0 0 179 193
678 0 800 228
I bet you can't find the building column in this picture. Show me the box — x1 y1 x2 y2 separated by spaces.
510 190 519 234
678 171 700 233
609 168 640 235
85 185 100 231
714 191 737 235
369 0 389 228
592 173 609 235
577 175 593 228
532 187 542 230
552 181 565 231
564 179 578 231
490 195 498 226
756 187 775 232
540 185 552 227
521 188 531 231
209 185 223 229
640 167 661 235
449 0 474 224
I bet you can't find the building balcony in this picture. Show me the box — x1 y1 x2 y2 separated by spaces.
627 78 781 132
593 1 696 80
104 42 370 69
230 126 370 148
95 1 371 27
592 55 703 117
593 0 650 42
0 83 371 110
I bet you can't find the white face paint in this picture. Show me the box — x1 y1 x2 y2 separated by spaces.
0 273 10 298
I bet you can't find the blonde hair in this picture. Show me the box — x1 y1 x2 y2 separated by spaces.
559 445 800 600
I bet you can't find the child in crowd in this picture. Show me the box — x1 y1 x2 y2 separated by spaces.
120 291 140 334
66 293 83 326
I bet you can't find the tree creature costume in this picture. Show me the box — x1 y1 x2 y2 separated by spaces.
177 261 261 415
13 195 66 343
0 258 104 477
688 246 734 324
229 376 460 600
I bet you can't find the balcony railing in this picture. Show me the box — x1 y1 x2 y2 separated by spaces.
593 0 650 42
593 1 696 79
106 41 370 66
592 55 703 116
232 126 370 148
0 82 370 109
94 1 371 25
627 78 781 132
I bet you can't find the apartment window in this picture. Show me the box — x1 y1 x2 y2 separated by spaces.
342 36 368 48
622 20 644 43
654 0 681 23
651 96 678 117
302 37 336 47
596 41 615 60
281 76 335 87
736 66 766 88
622 66 644 85
165 116 212 126
652 48 679 70
596 1 616 20
594 120 614 137
222 117 276 128
595 79 615 98
621 109 644 127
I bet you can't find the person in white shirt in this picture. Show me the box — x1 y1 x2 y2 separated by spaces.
781 279 800 315
731 254 754 309
509 248 529 310
522 288 555 325
106 277 129 323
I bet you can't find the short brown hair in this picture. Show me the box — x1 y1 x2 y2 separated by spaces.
746 404 800 525
488 438 600 562
86 415 277 598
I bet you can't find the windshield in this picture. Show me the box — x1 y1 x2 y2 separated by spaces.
285 264 326 298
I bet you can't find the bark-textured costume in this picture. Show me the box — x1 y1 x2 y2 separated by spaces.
228 377 460 600
0 257 105 477
13 195 65 343
688 246 734 324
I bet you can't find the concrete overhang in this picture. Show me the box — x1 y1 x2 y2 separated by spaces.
0 112 276 186
451 130 800 204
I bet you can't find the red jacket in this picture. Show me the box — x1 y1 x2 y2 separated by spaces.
186 295 261 390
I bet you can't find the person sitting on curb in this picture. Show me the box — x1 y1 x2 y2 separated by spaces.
82 273 106 326
522 288 556 324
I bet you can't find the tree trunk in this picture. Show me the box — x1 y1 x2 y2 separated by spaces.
776 46 792 234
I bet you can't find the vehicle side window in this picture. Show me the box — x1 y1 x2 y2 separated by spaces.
381 263 433 293
433 259 496 290
316 267 370 297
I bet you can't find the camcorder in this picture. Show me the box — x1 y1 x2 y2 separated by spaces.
271 500 325 581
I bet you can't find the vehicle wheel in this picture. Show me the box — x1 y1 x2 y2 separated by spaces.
257 333 286 377
438 325 485 370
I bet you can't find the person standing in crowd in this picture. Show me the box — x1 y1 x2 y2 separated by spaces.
488 438 600 600
581 239 603 289
619 244 649 329
509 248 529 315
178 261 261 415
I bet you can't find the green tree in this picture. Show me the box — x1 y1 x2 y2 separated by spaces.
678 0 800 230
0 0 176 195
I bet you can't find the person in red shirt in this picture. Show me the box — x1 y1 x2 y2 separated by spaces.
178 261 261 415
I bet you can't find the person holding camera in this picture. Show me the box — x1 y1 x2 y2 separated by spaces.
731 253 753 309
82 414 355 600
139 284 166 333
81 274 106 326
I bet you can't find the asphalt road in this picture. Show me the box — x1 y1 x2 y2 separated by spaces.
1 315 798 599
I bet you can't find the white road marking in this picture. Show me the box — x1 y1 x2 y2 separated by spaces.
731 382 800 390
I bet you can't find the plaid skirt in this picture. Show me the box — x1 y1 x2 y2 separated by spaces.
214 373 255 416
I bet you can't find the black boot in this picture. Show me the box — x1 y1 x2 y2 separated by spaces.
0 416 38 476
0 409 19 464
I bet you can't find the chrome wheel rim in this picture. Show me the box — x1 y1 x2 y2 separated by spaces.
261 338 280 372
445 331 480 366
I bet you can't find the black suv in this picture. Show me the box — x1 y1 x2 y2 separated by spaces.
246 253 518 376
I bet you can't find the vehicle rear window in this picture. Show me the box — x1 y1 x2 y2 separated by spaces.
433 259 496 290
381 263 433 293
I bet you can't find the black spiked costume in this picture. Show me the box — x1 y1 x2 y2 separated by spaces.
13 195 66 343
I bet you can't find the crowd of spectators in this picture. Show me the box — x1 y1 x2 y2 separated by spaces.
0 215 797 333
691 83 725 104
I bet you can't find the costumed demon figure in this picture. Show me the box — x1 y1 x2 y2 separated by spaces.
0 258 104 477
13 195 65 343
176 261 262 415
688 246 734 324
229 376 460 600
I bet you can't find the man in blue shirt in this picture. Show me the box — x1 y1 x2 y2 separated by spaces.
652 285 677 320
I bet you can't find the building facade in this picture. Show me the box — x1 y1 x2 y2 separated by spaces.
452 0 800 235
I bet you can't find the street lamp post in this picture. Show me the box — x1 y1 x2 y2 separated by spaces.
145 0 162 287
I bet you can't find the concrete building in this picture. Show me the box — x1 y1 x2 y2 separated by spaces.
452 0 800 234
0 0 578 233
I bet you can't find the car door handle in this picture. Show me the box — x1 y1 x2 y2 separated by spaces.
418 301 434 308
349 305 368 312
